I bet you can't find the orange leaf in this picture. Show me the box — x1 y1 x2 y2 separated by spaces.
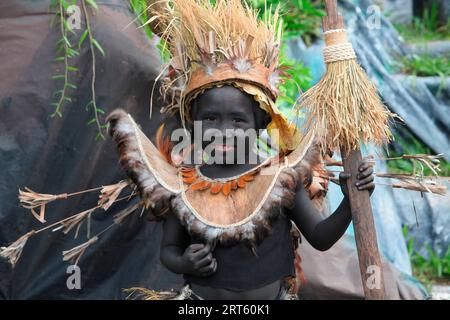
231 180 238 190
191 180 211 191
210 182 223 194
183 175 197 184
243 173 255 182
181 171 196 178
237 176 247 188
222 182 231 196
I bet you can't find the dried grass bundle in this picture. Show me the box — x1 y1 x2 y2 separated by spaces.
390 181 447 195
113 202 142 225
376 173 447 195
294 2 399 154
19 188 68 223
384 154 444 176
0 230 35 267
297 55 395 154
58 207 98 237
297 59 396 153
98 180 130 210
62 236 98 265
123 287 179 300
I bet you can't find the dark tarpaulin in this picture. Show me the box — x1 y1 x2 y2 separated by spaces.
0 0 182 299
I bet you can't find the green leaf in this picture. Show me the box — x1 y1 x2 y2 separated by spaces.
52 90 64 98
96 108 105 114
78 29 89 50
86 0 99 10
60 1 69 11
86 118 97 126
63 35 71 47
52 75 65 80
67 66 78 72
95 132 106 141
66 83 77 89
51 109 63 118
85 100 94 111
56 45 65 54
67 48 79 57
56 38 66 46
54 56 65 62
92 39 105 56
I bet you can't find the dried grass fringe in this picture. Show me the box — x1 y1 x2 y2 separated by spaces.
0 230 35 267
123 287 180 300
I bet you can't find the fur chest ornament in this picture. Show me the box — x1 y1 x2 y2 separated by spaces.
107 109 328 252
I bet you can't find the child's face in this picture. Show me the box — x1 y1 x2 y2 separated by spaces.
191 85 267 163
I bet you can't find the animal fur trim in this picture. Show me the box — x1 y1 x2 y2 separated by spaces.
107 109 326 250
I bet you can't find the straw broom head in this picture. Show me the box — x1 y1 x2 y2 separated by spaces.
296 1 397 153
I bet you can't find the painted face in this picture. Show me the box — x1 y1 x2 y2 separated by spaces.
191 85 268 164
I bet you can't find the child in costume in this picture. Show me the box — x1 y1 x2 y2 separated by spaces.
2 0 446 300
106 0 375 300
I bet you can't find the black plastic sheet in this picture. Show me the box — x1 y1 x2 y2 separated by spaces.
0 0 181 299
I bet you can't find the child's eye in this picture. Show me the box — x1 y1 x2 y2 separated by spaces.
233 118 245 123
203 116 216 121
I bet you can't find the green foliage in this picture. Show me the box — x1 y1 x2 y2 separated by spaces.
276 45 312 119
397 53 449 96
394 1 450 44
249 0 325 45
81 0 107 140
51 0 107 140
129 0 154 39
51 0 79 118
403 226 450 288
399 54 450 78
422 1 440 33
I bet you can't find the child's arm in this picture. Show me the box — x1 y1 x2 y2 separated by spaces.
160 212 217 277
286 159 374 251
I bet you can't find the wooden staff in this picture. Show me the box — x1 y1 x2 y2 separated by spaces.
322 0 386 299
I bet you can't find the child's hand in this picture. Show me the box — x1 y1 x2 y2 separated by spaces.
339 156 375 198
180 243 217 277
